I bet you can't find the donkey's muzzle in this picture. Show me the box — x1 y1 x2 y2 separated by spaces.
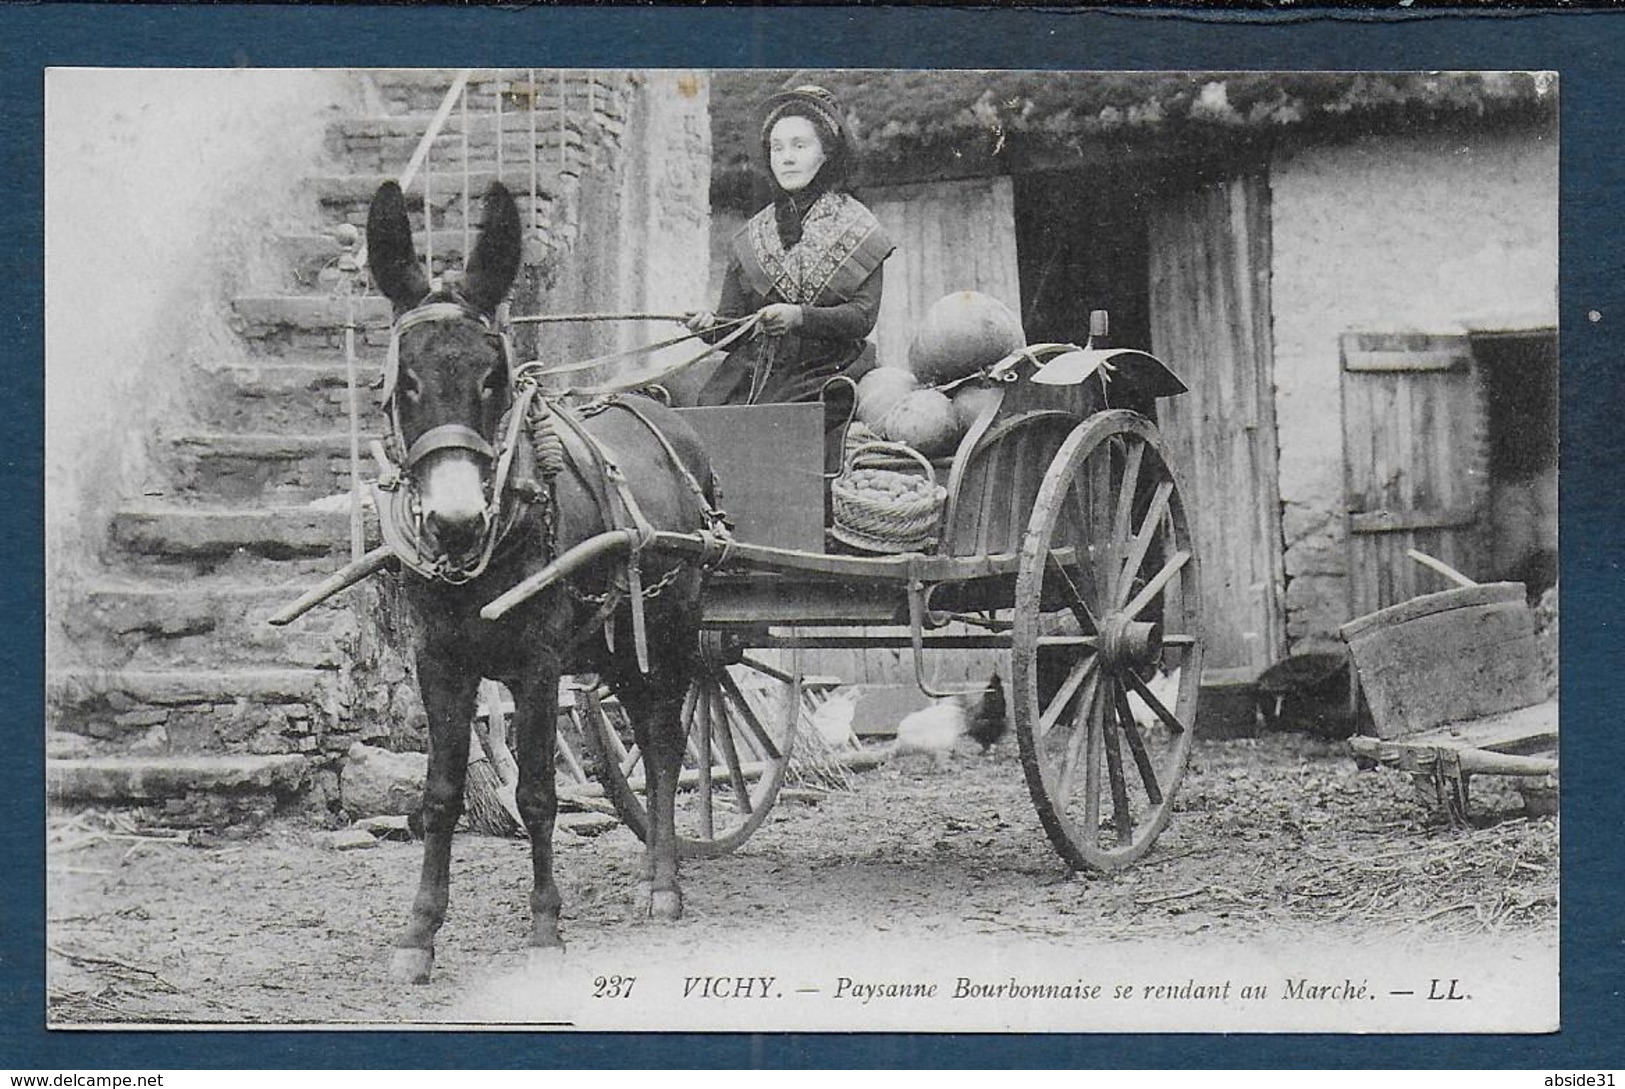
414 445 491 558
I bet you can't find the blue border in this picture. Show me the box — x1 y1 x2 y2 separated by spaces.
5 5 1621 1070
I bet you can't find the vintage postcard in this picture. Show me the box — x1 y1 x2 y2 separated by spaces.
43 66 1558 1034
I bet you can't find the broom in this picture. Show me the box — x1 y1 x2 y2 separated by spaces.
464 680 525 837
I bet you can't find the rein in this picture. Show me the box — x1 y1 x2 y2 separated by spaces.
515 313 762 397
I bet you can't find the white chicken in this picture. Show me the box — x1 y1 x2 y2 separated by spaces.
884 673 1007 772
807 686 863 750
889 698 969 771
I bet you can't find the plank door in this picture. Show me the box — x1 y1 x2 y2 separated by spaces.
866 176 1023 370
1341 332 1489 619
1149 174 1285 671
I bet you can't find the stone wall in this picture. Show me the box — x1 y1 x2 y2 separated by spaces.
1268 123 1558 649
525 72 712 385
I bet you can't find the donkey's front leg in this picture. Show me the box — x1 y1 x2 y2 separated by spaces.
619 679 687 921
389 653 478 985
510 667 565 951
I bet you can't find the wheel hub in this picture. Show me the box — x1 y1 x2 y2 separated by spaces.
1098 613 1163 671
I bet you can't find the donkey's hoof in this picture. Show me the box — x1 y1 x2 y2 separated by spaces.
649 889 683 921
526 944 566 972
388 946 435 985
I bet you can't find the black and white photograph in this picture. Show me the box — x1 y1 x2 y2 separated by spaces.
43 66 1559 1033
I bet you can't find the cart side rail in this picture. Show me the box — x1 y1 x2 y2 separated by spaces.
938 344 1189 557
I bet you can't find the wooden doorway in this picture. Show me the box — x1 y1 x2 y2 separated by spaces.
1340 332 1490 618
1148 174 1285 671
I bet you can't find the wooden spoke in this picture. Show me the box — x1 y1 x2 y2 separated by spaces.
715 676 766 762
619 743 643 779
718 667 784 761
1100 685 1133 846
1110 436 1146 556
1039 653 1099 739
1122 669 1189 736
696 683 714 838
1115 480 1173 607
1111 678 1164 805
1056 669 1102 803
1082 681 1104 845
1084 448 1117 603
1123 549 1192 620
1045 549 1101 634
711 685 754 815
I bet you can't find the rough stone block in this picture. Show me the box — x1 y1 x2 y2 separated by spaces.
322 828 379 851
557 812 620 838
341 741 426 819
47 754 310 803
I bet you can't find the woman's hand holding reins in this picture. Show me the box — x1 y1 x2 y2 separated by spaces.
756 303 803 337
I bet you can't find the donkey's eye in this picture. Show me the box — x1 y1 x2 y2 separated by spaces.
479 367 505 400
399 371 422 403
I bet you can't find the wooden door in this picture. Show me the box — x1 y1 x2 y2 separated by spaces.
1341 332 1488 619
867 176 1023 370
1149 174 1285 671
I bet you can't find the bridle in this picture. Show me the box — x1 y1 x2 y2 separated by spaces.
380 298 515 470
375 294 538 585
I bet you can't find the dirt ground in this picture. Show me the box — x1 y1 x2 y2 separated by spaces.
45 731 1557 1028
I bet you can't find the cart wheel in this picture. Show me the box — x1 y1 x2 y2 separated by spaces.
1013 410 1204 870
582 636 799 859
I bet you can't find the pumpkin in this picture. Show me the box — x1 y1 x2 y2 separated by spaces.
951 382 1004 432
879 388 961 457
906 291 1026 385
855 366 919 427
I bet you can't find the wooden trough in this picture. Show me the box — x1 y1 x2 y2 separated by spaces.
1339 580 1557 820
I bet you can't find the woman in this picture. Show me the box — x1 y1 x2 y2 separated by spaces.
690 85 895 406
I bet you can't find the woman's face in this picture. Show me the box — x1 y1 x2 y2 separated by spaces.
768 115 827 193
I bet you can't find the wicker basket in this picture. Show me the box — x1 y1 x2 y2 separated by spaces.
829 441 947 554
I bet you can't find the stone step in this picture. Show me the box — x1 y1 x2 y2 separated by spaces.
47 667 339 756
192 358 385 431
110 505 356 562
164 431 382 506
309 171 561 235
65 575 358 671
48 754 311 804
230 295 393 353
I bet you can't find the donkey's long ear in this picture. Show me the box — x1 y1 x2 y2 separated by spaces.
463 182 522 315
366 181 430 310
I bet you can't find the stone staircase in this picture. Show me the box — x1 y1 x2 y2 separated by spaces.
49 70 638 816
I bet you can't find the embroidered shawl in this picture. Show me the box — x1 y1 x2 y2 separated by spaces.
734 192 894 307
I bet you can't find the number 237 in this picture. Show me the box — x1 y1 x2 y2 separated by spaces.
593 975 636 999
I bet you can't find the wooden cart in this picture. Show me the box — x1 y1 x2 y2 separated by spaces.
487 337 1206 872
1340 581 1558 821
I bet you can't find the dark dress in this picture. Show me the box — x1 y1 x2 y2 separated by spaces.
696 191 895 406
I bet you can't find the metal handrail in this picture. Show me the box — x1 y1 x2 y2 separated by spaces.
339 69 617 557
397 69 472 193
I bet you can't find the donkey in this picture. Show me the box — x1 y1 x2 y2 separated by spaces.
366 180 713 983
